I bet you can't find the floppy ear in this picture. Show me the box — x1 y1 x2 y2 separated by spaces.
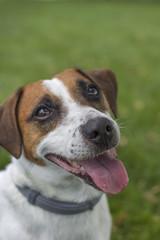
87 68 118 118
0 88 23 158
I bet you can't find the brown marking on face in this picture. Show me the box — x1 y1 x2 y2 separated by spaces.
87 68 118 118
17 81 62 165
54 68 110 113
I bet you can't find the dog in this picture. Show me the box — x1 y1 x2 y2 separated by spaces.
0 68 128 240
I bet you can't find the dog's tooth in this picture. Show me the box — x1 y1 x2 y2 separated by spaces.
72 161 80 168
68 159 73 164
79 166 85 171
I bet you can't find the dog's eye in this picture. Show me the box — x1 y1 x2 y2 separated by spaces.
35 108 51 119
87 86 99 97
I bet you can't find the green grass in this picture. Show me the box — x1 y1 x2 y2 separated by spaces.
0 1 160 239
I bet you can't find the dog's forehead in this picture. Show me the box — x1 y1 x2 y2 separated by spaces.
54 68 92 96
54 68 91 83
22 68 90 107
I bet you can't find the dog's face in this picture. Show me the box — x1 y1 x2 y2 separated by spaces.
0 68 128 195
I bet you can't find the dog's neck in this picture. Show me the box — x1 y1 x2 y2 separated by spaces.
10 153 101 203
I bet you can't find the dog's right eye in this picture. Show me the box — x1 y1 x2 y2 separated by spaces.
35 107 51 119
28 95 60 122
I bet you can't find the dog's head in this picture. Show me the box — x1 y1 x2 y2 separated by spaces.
0 68 128 194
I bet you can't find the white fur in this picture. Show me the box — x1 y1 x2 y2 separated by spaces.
0 77 121 240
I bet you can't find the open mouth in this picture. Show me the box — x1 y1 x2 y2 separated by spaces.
45 149 128 195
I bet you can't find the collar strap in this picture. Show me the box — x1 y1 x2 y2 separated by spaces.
16 185 102 215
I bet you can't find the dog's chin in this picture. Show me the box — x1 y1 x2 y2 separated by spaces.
45 149 128 195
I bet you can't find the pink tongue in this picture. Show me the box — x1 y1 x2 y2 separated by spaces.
80 151 128 195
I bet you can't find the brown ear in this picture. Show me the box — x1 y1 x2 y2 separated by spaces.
87 68 118 118
0 88 23 158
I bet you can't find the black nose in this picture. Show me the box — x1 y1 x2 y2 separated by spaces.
81 117 114 147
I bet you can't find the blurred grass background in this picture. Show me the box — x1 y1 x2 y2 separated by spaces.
0 1 160 239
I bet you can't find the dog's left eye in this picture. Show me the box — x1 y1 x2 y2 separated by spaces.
35 108 51 119
87 86 99 97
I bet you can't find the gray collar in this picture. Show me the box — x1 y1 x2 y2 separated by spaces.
16 185 102 215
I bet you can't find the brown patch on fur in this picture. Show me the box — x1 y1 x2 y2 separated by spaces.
17 81 61 166
87 69 118 118
54 68 110 113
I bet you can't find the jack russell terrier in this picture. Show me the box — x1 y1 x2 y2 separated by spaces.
0 68 128 240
